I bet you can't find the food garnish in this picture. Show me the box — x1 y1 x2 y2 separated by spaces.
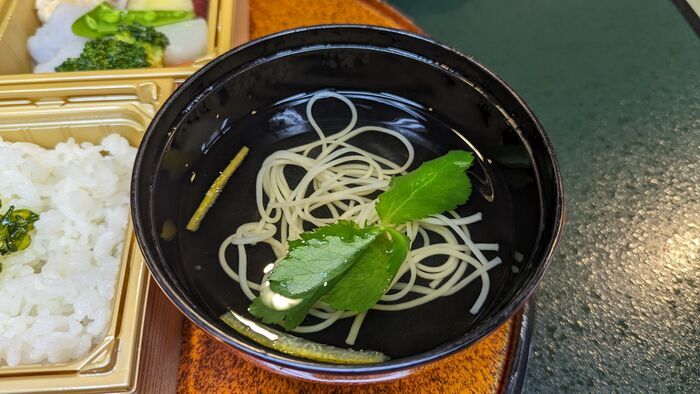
0 200 40 272
249 151 474 328
375 150 474 225
221 310 389 364
186 146 250 232
323 228 410 312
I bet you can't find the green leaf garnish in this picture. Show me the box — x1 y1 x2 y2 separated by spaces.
249 291 322 331
323 229 409 312
269 220 381 298
250 221 381 329
375 150 474 225
0 200 40 257
246 150 474 331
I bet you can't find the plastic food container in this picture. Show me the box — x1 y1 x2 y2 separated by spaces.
0 76 175 393
0 0 238 76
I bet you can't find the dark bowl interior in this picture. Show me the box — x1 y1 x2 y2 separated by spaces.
132 25 563 375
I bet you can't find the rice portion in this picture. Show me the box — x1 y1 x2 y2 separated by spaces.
0 134 136 367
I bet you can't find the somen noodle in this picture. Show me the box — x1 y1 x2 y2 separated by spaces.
219 91 502 345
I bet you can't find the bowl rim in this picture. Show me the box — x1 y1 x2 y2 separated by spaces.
132 24 565 375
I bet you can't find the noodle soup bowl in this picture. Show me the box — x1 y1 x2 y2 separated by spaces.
132 25 564 382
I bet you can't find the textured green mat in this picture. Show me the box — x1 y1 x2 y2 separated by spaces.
392 0 700 391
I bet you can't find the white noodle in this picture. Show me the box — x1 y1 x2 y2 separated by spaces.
218 91 501 344
345 312 368 345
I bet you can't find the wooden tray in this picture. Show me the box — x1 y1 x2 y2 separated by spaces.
138 1 534 393
175 302 533 393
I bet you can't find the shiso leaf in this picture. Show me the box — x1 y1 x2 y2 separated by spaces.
268 220 381 298
323 229 410 312
375 150 474 225
249 286 325 331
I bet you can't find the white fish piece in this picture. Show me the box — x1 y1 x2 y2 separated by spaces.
35 0 126 24
34 38 86 73
156 18 209 66
28 4 91 64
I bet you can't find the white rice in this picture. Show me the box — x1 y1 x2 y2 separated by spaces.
0 134 136 367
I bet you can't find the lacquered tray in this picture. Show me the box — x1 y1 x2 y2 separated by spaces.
176 301 533 393
138 1 535 393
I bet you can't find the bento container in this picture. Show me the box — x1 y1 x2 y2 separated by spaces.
0 77 175 393
0 0 239 77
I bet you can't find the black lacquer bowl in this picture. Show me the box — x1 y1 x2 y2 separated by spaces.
131 25 564 382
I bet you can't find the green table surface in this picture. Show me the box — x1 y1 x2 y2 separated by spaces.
391 0 700 391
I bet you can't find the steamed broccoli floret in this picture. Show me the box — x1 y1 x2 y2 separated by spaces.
56 23 169 72
56 38 149 72
113 23 169 68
